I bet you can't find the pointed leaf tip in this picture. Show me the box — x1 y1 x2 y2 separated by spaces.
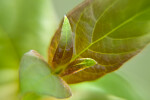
49 15 73 68
79 58 97 66
60 0 150 83
60 58 97 76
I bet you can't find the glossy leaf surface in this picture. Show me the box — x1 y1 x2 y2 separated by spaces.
48 16 73 68
19 50 71 98
49 0 150 83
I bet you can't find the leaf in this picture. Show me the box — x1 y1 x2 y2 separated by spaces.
0 28 19 69
0 0 57 69
117 44 150 100
60 58 97 76
0 0 57 99
48 16 73 68
19 50 71 99
49 0 150 83
63 64 106 84
11 0 57 58
92 73 141 100
70 73 140 100
71 86 125 100
22 93 41 100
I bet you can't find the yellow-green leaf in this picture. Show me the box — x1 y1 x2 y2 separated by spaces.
60 58 97 76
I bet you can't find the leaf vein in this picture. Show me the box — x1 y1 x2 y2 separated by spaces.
91 12 144 45
72 7 150 62
91 0 118 42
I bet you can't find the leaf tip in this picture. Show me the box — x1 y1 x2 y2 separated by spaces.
81 58 97 67
64 15 67 19
63 15 70 26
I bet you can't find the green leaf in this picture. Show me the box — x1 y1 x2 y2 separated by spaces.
0 0 57 69
70 73 140 100
19 50 71 99
21 93 41 100
50 0 150 83
60 58 97 76
48 16 73 68
92 73 141 100
0 28 19 69
71 86 125 100
0 0 57 99
117 44 150 100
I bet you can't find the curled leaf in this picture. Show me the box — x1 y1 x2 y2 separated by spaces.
60 58 97 76
48 16 73 68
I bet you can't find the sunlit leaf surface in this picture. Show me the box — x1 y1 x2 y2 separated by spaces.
49 0 150 83
20 50 71 99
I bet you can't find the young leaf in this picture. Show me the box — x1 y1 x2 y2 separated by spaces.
48 16 73 68
19 50 71 98
63 64 107 84
60 58 97 76
49 0 150 84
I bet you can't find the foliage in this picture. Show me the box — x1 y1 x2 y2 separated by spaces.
49 0 150 84
1 0 150 99
0 0 56 99
20 50 71 98
0 0 56 69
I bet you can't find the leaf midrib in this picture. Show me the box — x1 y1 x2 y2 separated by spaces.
60 25 68 64
71 6 150 62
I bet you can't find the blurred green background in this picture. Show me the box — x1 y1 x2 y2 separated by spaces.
0 0 150 100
